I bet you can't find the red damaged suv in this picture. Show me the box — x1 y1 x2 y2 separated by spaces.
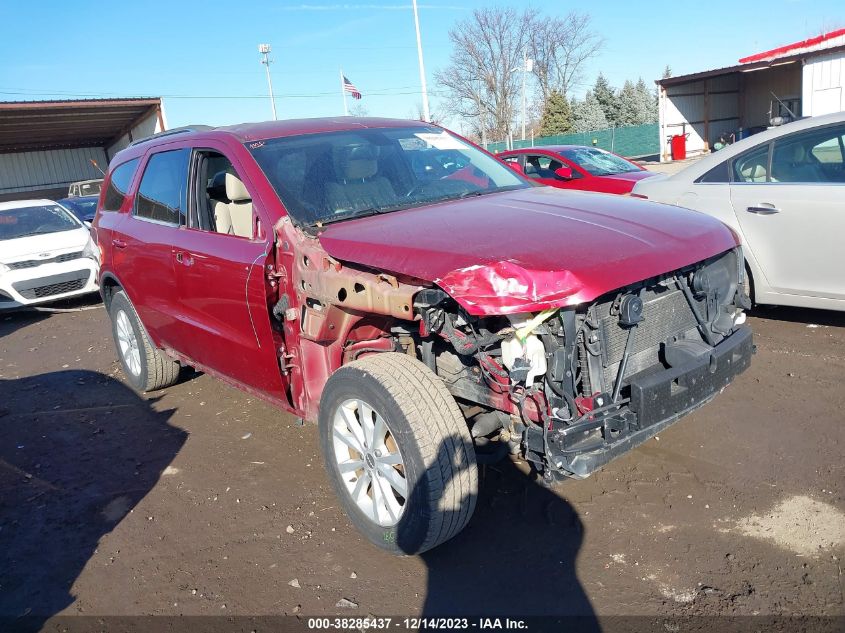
94 118 752 554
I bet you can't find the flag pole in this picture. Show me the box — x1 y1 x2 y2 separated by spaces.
340 69 349 116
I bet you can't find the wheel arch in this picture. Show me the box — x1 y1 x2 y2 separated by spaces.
99 271 124 311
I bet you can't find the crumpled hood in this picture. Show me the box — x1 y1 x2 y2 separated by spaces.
0 227 90 263
318 187 738 315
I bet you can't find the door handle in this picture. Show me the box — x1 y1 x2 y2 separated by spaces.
746 205 780 215
112 239 127 249
174 251 194 266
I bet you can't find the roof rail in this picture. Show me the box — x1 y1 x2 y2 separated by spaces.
128 125 215 147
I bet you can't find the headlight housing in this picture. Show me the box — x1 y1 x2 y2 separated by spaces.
0 262 9 274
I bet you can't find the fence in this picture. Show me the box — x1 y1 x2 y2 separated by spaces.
486 123 659 158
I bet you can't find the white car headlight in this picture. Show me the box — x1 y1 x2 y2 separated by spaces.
0 262 9 274
82 237 100 264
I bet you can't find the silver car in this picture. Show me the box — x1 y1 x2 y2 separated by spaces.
632 111 845 312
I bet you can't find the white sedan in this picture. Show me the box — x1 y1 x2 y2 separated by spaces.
632 111 845 312
0 199 100 309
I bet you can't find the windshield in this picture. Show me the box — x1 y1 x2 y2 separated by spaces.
0 204 81 241
59 198 98 220
73 180 103 196
246 126 529 226
558 147 640 176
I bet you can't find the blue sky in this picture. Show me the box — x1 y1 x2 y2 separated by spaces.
1 1 842 128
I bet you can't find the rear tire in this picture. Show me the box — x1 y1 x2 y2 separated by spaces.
319 352 477 554
109 290 180 392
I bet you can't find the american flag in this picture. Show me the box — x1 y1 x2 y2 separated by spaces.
343 75 362 100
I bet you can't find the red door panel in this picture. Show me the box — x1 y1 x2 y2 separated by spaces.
170 228 288 402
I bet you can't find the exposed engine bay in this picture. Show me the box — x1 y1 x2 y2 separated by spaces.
410 246 753 481
276 218 753 481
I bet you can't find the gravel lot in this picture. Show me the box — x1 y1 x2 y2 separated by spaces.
0 297 843 624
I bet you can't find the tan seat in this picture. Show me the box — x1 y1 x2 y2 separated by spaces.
207 171 233 234
740 158 768 183
225 173 254 238
324 145 397 214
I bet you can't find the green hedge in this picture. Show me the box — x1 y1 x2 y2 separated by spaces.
487 123 659 158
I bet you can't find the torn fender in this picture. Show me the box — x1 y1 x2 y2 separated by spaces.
436 261 583 316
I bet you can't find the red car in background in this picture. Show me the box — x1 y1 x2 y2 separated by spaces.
498 145 655 194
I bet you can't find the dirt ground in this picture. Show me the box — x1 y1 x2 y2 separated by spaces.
0 297 843 625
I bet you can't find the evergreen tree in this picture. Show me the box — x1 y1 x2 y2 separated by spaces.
636 77 658 123
572 91 609 133
538 90 573 137
592 73 620 126
662 65 672 79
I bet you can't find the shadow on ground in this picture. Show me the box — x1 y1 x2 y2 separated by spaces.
750 305 845 328
0 370 186 629
417 441 597 627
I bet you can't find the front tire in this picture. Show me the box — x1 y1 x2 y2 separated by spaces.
319 352 477 554
109 290 180 392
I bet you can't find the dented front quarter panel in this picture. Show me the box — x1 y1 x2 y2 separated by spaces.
275 217 424 420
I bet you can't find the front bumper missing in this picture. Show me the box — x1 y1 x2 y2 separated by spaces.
552 326 754 478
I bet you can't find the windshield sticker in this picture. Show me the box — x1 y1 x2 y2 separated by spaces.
414 132 465 150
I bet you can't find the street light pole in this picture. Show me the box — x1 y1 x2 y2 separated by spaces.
411 0 430 122
258 43 277 121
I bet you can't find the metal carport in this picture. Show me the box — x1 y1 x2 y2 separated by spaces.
0 98 165 202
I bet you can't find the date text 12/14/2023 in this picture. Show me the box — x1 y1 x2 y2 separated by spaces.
307 617 529 630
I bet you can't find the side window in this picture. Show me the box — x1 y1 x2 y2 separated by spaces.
524 155 553 178
192 150 255 238
102 158 140 211
696 160 730 183
732 144 770 183
771 125 845 184
135 149 190 224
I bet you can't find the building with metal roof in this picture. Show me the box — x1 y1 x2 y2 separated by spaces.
655 29 845 161
0 98 165 202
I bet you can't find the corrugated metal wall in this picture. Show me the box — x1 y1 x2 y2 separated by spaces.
659 74 740 161
742 64 801 126
803 52 845 115
0 106 163 202
107 111 161 157
0 146 107 198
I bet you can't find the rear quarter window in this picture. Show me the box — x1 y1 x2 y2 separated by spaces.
695 160 730 183
102 158 140 211
134 149 190 224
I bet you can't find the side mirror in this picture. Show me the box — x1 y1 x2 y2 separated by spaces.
507 162 525 175
554 166 573 180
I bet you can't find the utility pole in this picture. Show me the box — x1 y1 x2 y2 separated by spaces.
411 0 430 122
258 44 277 121
521 53 533 141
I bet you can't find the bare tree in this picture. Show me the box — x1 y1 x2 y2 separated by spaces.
529 12 603 102
435 7 533 141
435 7 601 142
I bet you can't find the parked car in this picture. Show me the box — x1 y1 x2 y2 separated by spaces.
0 199 100 309
94 119 752 554
631 111 845 312
58 195 99 223
67 179 103 198
498 145 655 194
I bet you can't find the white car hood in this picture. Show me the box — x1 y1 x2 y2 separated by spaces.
1 227 90 263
